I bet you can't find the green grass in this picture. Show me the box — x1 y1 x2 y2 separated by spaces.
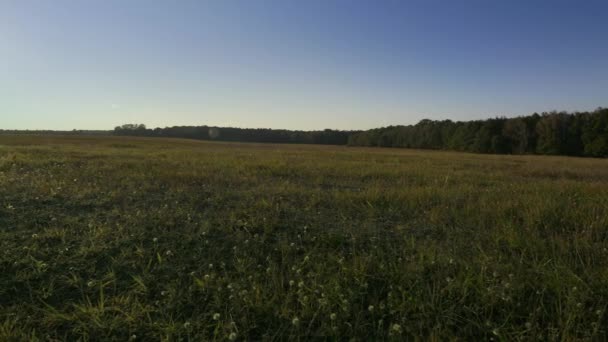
1 135 607 340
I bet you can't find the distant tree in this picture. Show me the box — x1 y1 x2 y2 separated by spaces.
502 118 528 154
536 113 568 155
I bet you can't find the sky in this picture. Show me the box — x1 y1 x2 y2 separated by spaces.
1 0 607 131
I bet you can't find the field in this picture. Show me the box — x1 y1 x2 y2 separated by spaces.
1 135 608 341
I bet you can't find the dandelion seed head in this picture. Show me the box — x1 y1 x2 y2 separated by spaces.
292 317 300 326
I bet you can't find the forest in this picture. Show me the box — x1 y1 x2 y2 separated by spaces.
113 108 608 157
113 124 353 145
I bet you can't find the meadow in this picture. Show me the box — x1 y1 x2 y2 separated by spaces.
1 135 607 341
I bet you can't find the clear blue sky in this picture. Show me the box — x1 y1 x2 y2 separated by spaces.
2 0 607 130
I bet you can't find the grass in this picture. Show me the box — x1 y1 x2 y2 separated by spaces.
1 134 607 340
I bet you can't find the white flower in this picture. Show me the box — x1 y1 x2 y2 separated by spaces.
289 280 295 286
153 237 158 243
183 321 191 328
228 332 237 341
368 305 374 312
165 250 173 256
292 317 300 326
87 280 95 288
213 313 220 320
391 324 402 334
330 313 337 321
298 281 304 288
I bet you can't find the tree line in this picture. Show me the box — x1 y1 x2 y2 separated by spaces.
113 124 353 145
348 108 608 157
113 107 608 157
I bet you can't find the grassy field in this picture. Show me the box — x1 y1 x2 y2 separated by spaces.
1 135 607 341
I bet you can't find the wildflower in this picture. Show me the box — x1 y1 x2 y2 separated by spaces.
87 280 95 288
204 274 210 280
368 305 375 312
391 324 402 334
31 233 39 239
298 281 304 288
153 237 158 243
289 280 295 286
209 263 214 269
228 332 237 341
596 309 602 316
165 250 173 256
183 321 191 329
292 317 300 326
213 313 220 320
330 313 337 321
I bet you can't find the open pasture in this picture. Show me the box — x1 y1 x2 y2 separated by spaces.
1 135 607 340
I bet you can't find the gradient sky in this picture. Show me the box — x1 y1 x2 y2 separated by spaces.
2 0 607 130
